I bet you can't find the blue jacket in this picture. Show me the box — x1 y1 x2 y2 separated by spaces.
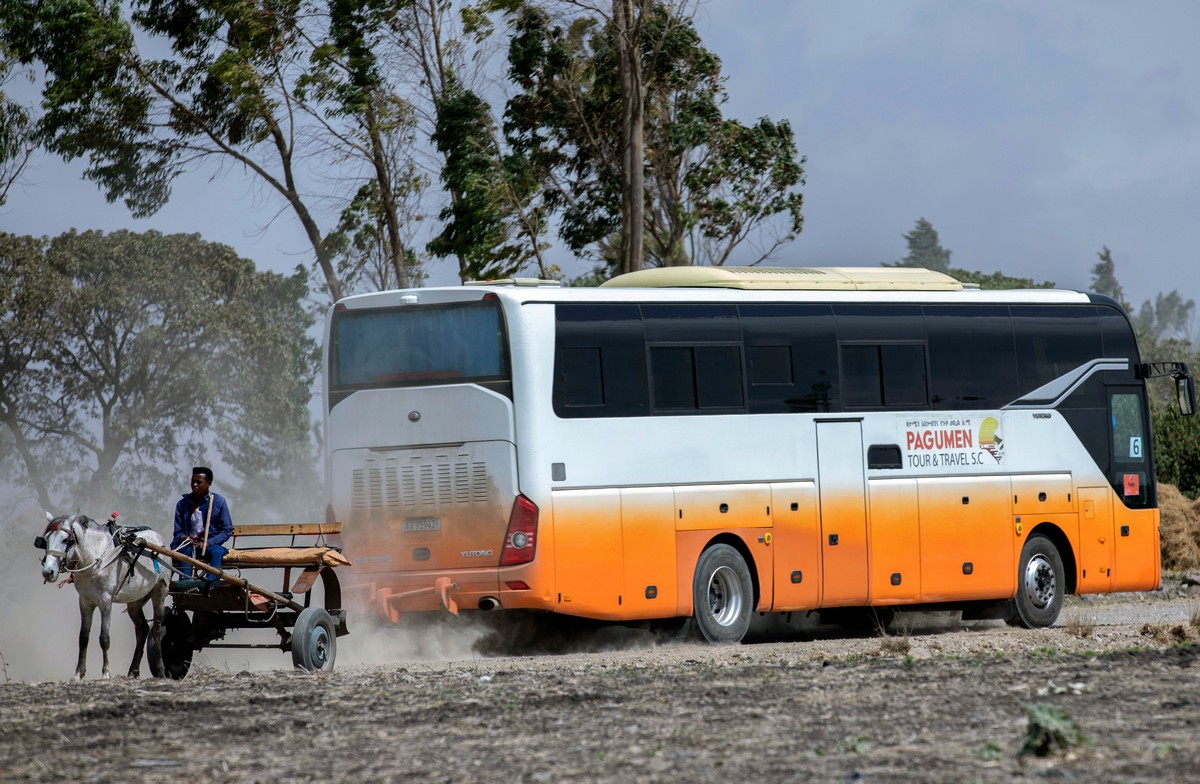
171 492 233 550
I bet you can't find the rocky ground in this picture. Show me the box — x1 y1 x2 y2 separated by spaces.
4 579 1200 783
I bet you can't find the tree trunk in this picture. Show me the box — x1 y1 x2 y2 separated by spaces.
614 0 645 275
0 409 54 511
364 95 411 289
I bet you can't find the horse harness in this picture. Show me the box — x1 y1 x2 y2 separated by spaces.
111 526 164 591
34 516 93 573
35 517 163 580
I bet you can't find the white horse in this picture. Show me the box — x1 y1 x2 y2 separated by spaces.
37 512 170 679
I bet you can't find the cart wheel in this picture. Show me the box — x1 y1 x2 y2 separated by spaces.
162 606 193 680
291 607 337 673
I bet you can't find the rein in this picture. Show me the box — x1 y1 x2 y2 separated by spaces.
62 556 105 575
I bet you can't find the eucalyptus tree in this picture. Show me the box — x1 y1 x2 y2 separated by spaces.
502 1 805 277
374 0 554 282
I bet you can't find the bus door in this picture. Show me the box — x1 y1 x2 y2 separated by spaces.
1108 385 1158 591
816 419 870 606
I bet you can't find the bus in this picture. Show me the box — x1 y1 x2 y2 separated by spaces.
323 266 1195 643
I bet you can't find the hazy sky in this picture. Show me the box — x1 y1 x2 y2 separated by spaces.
2 1 1198 309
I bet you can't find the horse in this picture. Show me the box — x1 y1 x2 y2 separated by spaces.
36 512 170 679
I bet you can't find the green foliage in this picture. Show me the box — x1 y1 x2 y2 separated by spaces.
1091 245 1128 309
949 268 1055 290
683 116 805 266
428 76 542 282
889 218 1054 288
893 217 951 272
1135 290 1195 344
0 233 60 509
0 0 437 301
4 0 803 292
976 740 1005 761
1092 249 1199 497
1091 245 1193 346
0 56 33 207
0 230 317 522
1019 703 1086 757
835 735 872 754
1151 398 1200 498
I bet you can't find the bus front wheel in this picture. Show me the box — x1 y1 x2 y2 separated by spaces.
1009 534 1065 629
691 544 754 644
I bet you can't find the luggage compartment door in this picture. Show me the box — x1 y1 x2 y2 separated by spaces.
817 420 869 607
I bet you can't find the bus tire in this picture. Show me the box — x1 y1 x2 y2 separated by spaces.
692 544 754 644
1010 534 1065 629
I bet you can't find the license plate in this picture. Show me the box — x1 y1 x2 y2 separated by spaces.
402 517 441 532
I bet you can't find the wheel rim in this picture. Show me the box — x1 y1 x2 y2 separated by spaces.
1022 553 1057 610
706 565 745 627
307 626 330 669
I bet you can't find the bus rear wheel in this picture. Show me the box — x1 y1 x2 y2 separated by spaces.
692 544 754 644
1009 534 1065 629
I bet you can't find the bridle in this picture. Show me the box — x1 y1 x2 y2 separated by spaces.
35 517 101 576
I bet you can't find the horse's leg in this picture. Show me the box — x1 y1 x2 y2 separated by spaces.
75 598 94 680
147 580 167 678
98 601 113 679
127 599 149 678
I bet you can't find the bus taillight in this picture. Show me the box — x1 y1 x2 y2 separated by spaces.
500 495 538 566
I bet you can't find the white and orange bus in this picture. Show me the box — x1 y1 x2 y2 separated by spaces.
323 266 1194 643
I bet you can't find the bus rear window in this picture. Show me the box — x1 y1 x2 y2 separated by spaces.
331 301 509 389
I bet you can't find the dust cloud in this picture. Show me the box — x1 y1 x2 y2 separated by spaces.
0 500 994 683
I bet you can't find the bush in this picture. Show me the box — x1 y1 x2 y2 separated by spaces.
1020 704 1085 757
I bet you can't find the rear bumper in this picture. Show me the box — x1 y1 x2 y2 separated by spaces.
342 564 554 623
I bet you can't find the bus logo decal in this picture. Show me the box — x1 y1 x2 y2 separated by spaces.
903 415 1004 469
979 417 1004 463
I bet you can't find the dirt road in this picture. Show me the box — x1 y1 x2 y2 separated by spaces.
3 585 1200 783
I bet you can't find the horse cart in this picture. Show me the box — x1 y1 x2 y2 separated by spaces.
135 522 350 678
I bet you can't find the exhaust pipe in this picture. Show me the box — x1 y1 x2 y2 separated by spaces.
478 596 500 611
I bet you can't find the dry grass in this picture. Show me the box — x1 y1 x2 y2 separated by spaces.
1158 483 1200 571
877 614 912 657
1063 612 1096 639
1189 605 1200 633
1139 622 1199 645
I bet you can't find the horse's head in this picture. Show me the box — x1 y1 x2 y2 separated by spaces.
36 512 82 583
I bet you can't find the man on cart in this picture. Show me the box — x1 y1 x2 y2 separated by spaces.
171 466 233 586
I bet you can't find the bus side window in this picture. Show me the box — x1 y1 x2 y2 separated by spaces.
740 303 838 414
554 303 649 418
557 347 604 407
841 344 882 407
881 344 928 407
650 346 697 409
649 344 745 412
924 304 1016 410
840 343 929 410
748 345 792 385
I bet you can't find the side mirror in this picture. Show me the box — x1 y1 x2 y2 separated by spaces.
1178 375 1196 416
34 536 47 550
